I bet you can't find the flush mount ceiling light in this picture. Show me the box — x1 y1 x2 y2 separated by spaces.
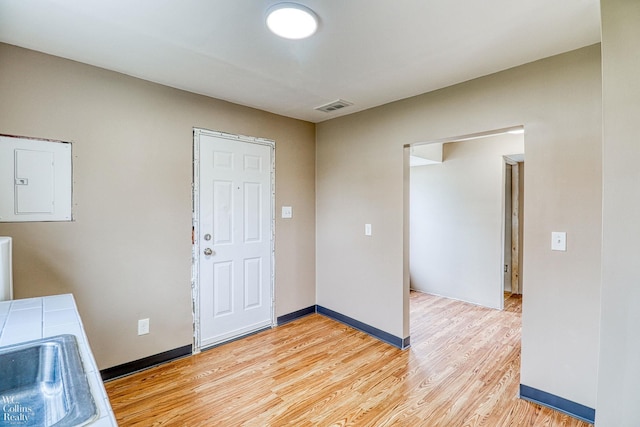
266 3 318 40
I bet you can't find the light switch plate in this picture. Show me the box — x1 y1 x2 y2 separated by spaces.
281 206 292 219
551 232 567 251
365 224 372 236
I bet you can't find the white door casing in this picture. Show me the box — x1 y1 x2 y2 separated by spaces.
193 129 274 351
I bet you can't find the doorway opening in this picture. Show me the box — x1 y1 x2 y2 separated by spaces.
406 126 525 313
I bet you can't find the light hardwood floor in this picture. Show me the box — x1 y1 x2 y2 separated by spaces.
105 292 592 426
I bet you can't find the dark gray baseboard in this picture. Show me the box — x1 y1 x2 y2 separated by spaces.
277 305 316 325
520 384 595 424
278 304 410 349
101 344 192 381
101 306 411 381
316 305 410 350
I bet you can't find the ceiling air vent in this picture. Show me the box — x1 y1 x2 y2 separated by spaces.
315 99 353 113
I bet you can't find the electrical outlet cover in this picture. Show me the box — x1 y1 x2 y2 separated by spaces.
138 318 150 335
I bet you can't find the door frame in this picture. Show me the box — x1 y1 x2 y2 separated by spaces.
503 154 523 296
191 127 276 354
405 126 524 319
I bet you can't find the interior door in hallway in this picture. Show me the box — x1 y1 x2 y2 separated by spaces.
196 130 274 349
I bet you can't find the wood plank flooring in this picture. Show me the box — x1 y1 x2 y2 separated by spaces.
105 292 592 426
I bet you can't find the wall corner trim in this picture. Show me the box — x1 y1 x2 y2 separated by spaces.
519 384 595 424
316 305 410 350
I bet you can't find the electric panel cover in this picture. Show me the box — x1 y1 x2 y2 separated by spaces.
0 135 72 222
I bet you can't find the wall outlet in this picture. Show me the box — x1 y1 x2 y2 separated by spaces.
138 318 150 335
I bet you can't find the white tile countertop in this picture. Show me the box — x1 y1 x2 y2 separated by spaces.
0 294 118 426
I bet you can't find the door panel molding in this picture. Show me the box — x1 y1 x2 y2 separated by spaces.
192 128 275 353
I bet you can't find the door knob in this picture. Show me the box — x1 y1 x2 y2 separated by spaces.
204 248 214 256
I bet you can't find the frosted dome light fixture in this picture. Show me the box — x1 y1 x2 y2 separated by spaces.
266 3 318 40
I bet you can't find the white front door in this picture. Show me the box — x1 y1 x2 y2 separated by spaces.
195 129 274 349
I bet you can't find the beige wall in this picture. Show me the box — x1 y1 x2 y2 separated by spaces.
0 38 612 413
597 0 640 425
317 45 602 407
0 43 316 369
410 134 524 308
